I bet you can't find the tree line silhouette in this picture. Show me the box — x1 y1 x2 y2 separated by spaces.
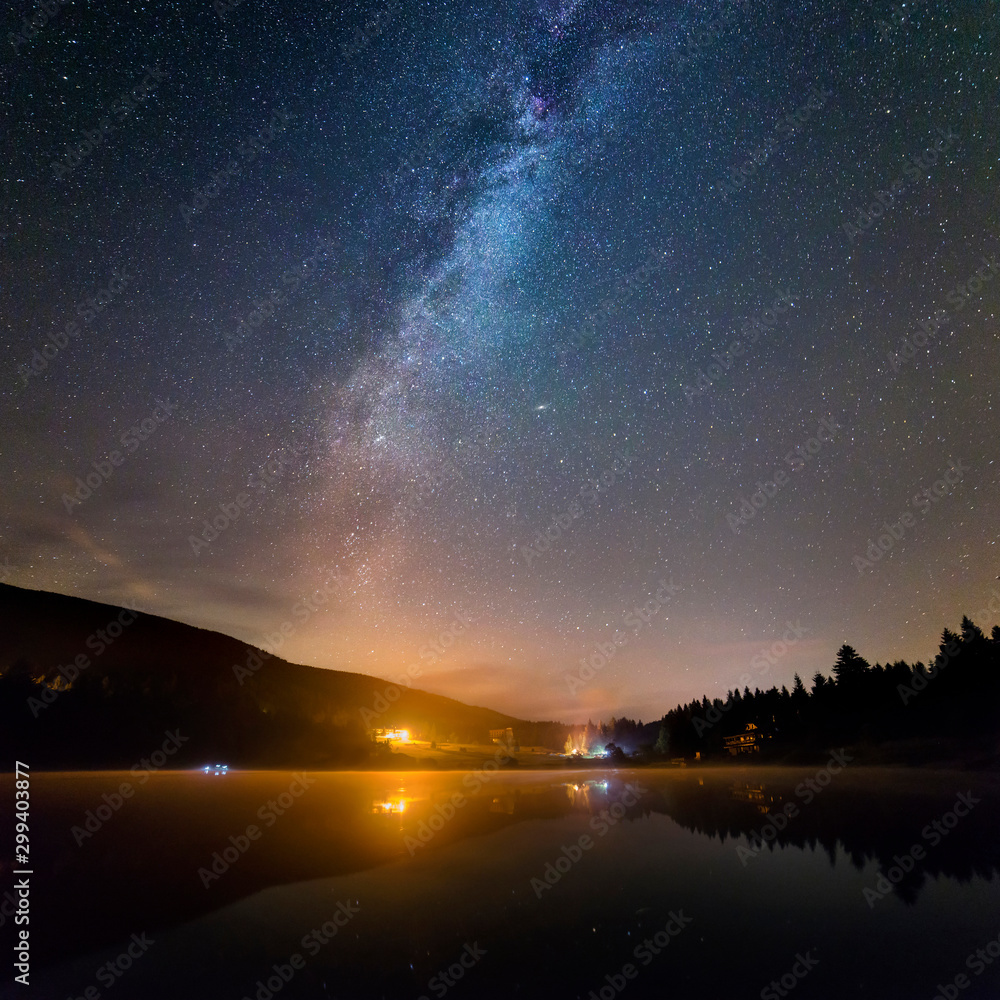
651 615 1000 760
2 577 997 767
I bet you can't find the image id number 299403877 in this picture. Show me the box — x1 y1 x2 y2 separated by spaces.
13 761 31 986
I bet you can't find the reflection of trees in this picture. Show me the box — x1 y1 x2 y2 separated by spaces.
648 774 1000 906
24 768 1000 972
728 781 778 814
394 773 1000 909
398 773 1000 910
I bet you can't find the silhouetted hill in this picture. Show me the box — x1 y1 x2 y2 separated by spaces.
0 583 565 767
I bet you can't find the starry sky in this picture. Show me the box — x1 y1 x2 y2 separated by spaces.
2 0 998 723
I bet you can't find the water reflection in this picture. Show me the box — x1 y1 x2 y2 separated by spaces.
659 771 1000 904
564 779 611 809
728 780 779 813
370 789 410 819
10 767 1000 985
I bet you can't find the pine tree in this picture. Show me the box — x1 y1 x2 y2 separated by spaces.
960 616 985 644
833 643 870 684
940 627 959 651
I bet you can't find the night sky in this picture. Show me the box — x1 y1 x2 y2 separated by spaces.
2 0 997 723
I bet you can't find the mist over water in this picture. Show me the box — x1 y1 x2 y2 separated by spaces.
13 767 1000 1000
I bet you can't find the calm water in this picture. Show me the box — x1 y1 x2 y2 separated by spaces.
5 767 1000 999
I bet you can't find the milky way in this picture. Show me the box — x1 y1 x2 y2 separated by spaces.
2 0 997 721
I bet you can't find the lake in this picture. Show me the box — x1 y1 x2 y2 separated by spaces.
6 765 1000 999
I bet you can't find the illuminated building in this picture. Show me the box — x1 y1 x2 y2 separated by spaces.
723 722 772 755
372 728 410 744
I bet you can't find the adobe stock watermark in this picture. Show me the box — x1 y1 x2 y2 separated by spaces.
974 582 1000 636
564 579 681 695
681 288 798 401
415 608 476 666
841 125 957 243
360 608 475 727
51 65 167 179
188 438 309 555
340 1 399 60
225 235 339 351
380 68 510 198
670 1 739 71
584 910 693 1000
213 0 248 20
876 0 929 40
180 108 292 226
737 750 853 866
198 773 316 888
71 731 188 845
8 0 71 53
237 902 360 1000
416 942 487 1000
67 933 155 999
896 633 961 706
380 107 472 198
404 744 514 856
561 108 623 184
692 621 810 736
862 790 981 908
520 449 635 567
234 569 350 682
932 926 1000 1000
885 253 998 375
17 268 132 388
237 903 360 1000
26 601 140 717
716 85 833 201
565 248 670 354
529 782 647 896
361 664 425 728
727 417 840 534
62 399 179 513
760 950 820 1000
402 429 490 518
853 459 969 573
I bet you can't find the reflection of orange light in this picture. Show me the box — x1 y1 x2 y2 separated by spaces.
565 782 593 807
372 799 407 815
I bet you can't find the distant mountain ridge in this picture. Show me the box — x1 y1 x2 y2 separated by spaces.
0 583 564 767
